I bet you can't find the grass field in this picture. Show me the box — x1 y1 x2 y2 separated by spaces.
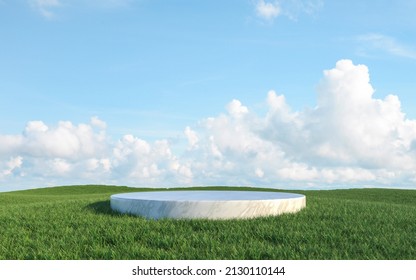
0 185 415 260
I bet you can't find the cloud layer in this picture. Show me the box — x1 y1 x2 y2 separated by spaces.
30 0 61 19
2 59 416 190
356 33 416 59
255 0 323 22
29 0 132 19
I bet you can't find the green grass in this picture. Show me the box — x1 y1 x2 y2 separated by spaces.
0 185 415 260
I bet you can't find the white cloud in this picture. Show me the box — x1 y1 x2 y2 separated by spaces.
2 59 416 190
111 135 184 184
226 99 249 118
183 59 416 187
51 158 72 174
0 135 23 156
309 59 416 170
281 0 323 20
25 120 49 133
256 0 281 21
184 126 199 149
0 118 109 183
90 116 107 130
28 0 132 18
356 33 416 59
255 167 264 178
30 0 61 19
1 157 23 177
19 120 107 159
255 0 323 22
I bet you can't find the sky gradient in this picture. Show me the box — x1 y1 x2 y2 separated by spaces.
1 0 416 191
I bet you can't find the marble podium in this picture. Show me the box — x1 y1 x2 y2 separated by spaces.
110 191 306 219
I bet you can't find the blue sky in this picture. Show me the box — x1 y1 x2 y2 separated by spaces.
1 0 416 191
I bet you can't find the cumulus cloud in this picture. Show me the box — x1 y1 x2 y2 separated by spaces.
1 157 23 177
256 0 281 21
20 119 107 159
184 126 199 149
2 59 416 190
226 99 249 118
0 117 110 185
311 60 416 170
90 116 107 130
184 59 416 187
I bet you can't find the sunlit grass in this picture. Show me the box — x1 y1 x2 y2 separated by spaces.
0 185 415 259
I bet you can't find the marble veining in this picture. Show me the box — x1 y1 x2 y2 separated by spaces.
110 191 306 220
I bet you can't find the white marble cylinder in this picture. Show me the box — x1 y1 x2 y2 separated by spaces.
110 191 306 220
